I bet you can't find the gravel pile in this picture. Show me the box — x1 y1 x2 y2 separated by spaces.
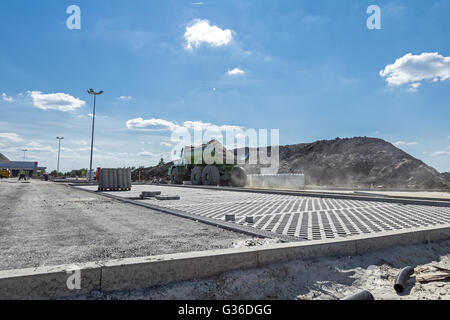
237 137 450 190
131 162 173 182
0 153 9 162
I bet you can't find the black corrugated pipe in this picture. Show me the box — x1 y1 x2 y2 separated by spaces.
394 266 415 293
342 290 375 300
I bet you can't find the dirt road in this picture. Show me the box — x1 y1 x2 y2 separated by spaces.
0 180 247 271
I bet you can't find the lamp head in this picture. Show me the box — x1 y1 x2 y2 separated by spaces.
87 89 104 95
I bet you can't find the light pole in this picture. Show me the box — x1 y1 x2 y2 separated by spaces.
56 137 64 174
87 89 104 180
21 149 28 161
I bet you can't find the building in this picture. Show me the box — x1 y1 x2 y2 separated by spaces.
0 154 46 177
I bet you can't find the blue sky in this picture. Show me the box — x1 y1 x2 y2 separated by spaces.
0 0 449 172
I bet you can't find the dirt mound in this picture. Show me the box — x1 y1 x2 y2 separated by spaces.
442 172 450 185
132 162 173 182
0 153 9 163
133 137 449 189
237 137 449 190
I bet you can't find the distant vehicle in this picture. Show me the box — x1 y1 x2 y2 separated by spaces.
168 140 247 187
0 169 11 179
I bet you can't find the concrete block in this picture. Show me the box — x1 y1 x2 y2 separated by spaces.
257 239 357 266
155 195 180 200
354 230 426 255
99 168 131 190
225 214 236 222
0 262 101 300
100 248 258 292
353 225 450 255
246 174 305 189
141 191 162 198
422 226 450 243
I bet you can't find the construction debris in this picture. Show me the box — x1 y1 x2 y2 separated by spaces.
232 238 281 248
225 214 236 222
155 195 180 201
394 266 415 293
417 266 450 283
140 191 162 199
342 290 375 300
245 216 254 224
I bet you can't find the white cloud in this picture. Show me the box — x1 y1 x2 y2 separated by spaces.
29 91 86 112
431 151 450 156
107 152 129 156
2 93 14 103
184 19 233 50
118 96 133 101
126 118 243 134
138 151 161 157
394 141 419 147
227 68 245 76
183 120 243 132
87 113 109 119
160 142 172 147
78 147 97 152
380 52 450 91
74 141 89 146
0 133 22 142
126 118 181 132
408 82 421 92
24 142 55 153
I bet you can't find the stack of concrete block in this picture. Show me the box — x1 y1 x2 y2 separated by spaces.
98 168 132 191
246 174 305 190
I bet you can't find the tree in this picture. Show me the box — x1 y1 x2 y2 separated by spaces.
158 158 165 166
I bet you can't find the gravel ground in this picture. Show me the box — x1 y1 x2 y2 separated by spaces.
0 180 248 271
68 239 450 300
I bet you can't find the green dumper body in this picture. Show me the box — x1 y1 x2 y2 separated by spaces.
168 140 247 187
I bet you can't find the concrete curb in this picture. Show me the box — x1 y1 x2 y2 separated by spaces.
1 225 449 299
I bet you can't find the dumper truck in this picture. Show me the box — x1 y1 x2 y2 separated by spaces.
168 140 247 187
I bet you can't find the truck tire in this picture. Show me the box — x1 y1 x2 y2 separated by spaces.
231 166 247 187
191 166 203 185
202 165 220 186
170 168 183 185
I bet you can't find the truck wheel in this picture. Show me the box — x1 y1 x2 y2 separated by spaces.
170 168 183 185
191 166 203 185
231 166 247 187
202 165 220 186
